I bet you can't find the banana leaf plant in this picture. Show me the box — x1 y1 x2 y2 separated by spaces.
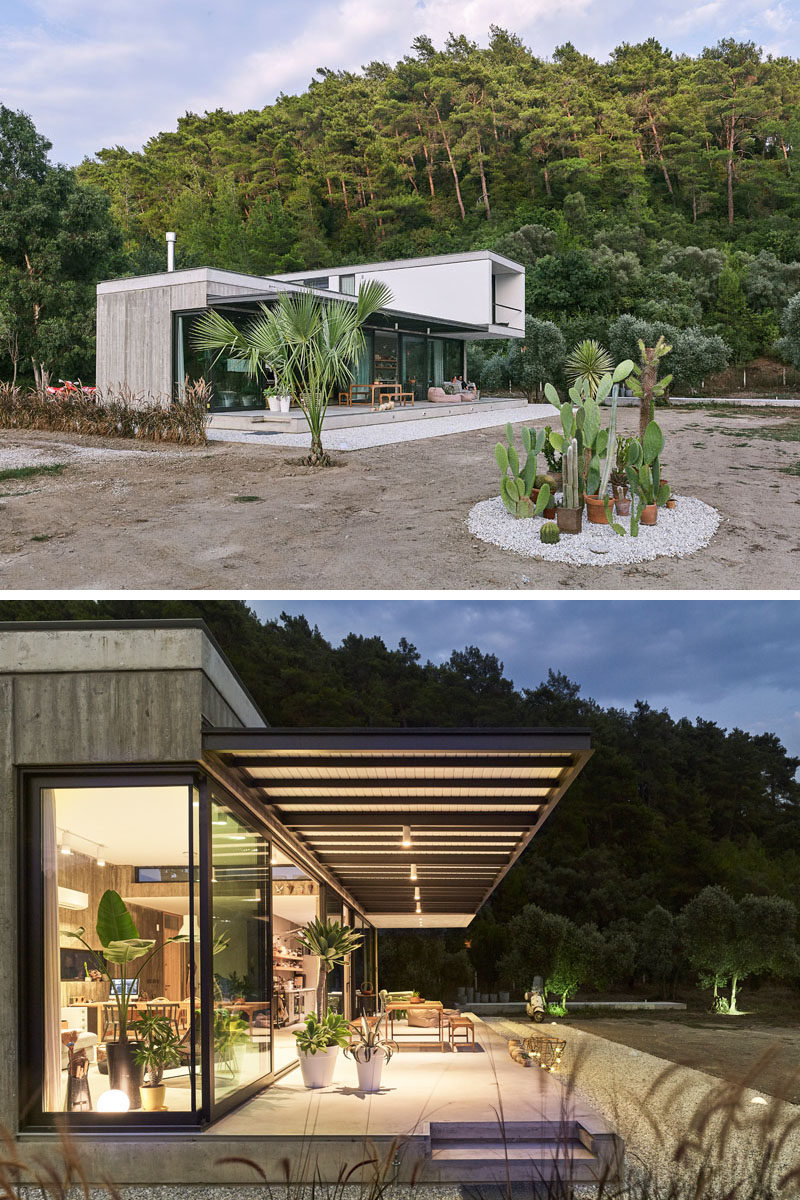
62 890 190 1044
296 916 363 1018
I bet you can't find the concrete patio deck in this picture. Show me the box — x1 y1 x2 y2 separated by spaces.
209 1015 623 1186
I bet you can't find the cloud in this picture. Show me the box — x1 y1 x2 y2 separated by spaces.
3 0 797 164
251 599 800 761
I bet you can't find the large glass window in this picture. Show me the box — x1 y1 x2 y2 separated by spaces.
39 781 199 1119
210 793 271 1107
176 310 268 413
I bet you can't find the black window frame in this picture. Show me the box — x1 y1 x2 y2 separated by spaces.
18 766 204 1134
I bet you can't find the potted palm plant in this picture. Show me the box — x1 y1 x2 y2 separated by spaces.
293 1011 351 1088
130 1012 181 1112
213 1008 250 1078
63 890 188 1110
344 1013 397 1093
296 916 363 1018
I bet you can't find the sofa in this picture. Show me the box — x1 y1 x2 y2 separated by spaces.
427 387 478 403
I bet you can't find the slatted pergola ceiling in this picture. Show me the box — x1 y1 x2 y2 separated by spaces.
204 729 592 928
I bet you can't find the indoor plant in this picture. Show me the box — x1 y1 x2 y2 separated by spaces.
130 1012 181 1112
344 1013 397 1093
293 1010 351 1088
63 890 187 1110
213 1008 250 1078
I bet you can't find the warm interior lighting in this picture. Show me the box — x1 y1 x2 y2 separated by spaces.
415 902 421 913
95 844 106 867
97 1089 130 1113
410 863 417 881
60 842 72 856
402 825 412 847
414 887 420 900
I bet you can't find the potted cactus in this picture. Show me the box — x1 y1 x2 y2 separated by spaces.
626 420 670 535
611 435 635 516
556 438 582 535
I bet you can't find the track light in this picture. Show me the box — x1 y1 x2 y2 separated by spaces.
60 841 72 856
410 863 417 881
402 825 412 847
95 845 106 867
415 902 421 914
414 887 420 900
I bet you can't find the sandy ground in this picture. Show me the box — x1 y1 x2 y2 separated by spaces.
1 406 799 590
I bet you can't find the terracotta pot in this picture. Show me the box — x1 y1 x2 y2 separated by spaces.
542 503 556 520
615 497 631 517
666 498 676 509
640 503 658 525
556 506 582 535
584 494 610 525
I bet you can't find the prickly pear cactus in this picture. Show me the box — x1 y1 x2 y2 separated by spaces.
540 522 560 544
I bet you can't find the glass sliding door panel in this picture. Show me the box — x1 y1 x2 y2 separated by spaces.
373 331 398 382
271 848 320 1074
210 794 271 1106
401 335 426 402
443 339 464 381
428 338 444 387
42 781 198 1116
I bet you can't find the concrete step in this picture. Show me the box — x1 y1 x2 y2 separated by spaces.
430 1120 589 1142
431 1140 596 1162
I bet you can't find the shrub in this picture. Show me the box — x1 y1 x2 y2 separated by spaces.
0 379 209 445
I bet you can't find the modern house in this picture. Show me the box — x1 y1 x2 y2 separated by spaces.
95 250 525 411
0 620 618 1188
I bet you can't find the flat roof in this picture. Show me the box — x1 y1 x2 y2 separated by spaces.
275 249 524 278
204 727 592 928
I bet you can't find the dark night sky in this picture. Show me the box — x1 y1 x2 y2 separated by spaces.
251 598 800 761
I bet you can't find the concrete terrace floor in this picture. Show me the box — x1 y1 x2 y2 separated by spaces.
208 1016 620 1185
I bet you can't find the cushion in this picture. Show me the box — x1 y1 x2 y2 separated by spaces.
407 1007 440 1028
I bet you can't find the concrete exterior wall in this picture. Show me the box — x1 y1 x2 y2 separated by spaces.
95 271 271 399
0 622 265 1133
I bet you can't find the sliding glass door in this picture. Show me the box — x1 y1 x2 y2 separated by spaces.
208 787 272 1114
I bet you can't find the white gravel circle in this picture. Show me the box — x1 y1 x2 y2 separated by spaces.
468 494 720 565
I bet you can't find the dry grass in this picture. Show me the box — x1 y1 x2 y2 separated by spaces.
0 380 209 446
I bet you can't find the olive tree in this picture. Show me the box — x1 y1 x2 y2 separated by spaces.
506 318 566 400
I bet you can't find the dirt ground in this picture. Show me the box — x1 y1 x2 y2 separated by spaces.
565 1014 800 1104
1 405 799 590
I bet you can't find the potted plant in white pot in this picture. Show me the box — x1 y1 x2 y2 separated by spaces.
131 1012 181 1111
293 1010 351 1088
344 1013 397 1093
263 386 280 412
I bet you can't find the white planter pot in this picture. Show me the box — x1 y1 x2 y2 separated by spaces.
353 1046 387 1093
267 395 279 412
298 1044 339 1089
279 395 291 413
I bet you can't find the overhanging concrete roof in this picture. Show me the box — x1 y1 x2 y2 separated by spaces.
203 727 592 928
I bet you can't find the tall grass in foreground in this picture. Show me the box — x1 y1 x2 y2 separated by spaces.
3 1048 800 1199
0 380 209 445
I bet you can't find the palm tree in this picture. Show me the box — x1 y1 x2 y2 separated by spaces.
564 339 614 397
192 280 392 466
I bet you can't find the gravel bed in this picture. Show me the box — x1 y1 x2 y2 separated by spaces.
208 402 552 450
468 494 720 565
0 443 187 469
492 1018 800 1196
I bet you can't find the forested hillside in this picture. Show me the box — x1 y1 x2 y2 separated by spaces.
3 600 798 935
3 31 800 385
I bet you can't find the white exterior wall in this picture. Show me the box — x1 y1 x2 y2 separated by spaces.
349 258 492 328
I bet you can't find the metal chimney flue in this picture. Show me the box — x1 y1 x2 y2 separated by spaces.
166 231 177 272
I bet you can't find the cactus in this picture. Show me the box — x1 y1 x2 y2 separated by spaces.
562 438 580 509
540 522 560 544
626 419 670 536
495 422 549 518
